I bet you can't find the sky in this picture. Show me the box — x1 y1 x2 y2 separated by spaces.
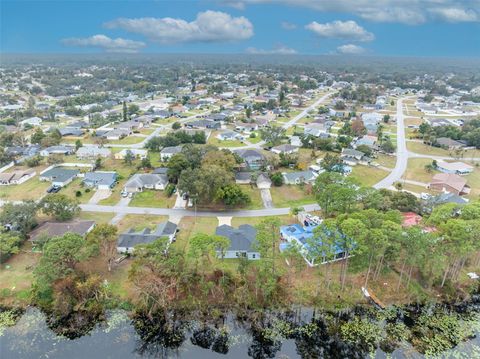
1 0 480 57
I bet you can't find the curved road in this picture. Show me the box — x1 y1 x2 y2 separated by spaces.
373 97 408 189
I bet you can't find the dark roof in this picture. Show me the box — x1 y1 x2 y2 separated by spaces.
40 168 79 183
117 221 177 248
215 224 257 252
29 220 95 242
152 167 168 175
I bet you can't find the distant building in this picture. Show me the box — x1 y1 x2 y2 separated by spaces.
39 167 79 187
83 171 117 190
124 173 168 193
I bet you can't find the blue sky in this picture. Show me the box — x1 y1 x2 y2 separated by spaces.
1 0 480 56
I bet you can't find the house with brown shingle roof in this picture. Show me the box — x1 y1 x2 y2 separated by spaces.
429 173 470 195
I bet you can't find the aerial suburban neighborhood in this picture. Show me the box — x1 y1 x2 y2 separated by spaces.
1 0 480 357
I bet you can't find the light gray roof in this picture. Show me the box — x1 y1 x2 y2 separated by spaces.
117 221 177 248
40 168 79 183
83 171 117 187
160 145 183 155
235 149 265 161
283 170 317 183
215 224 257 252
125 173 168 189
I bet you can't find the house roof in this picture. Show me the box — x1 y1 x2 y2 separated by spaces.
76 146 111 157
436 137 465 147
40 168 79 183
431 173 468 193
84 171 117 187
235 149 265 161
272 144 298 152
160 145 183 155
215 224 257 252
29 220 95 242
0 169 35 183
152 167 168 175
436 161 473 172
125 173 168 189
117 221 177 248
283 170 317 183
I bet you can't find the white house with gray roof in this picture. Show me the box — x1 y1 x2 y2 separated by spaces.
160 145 183 161
282 170 318 185
215 224 260 260
117 221 178 254
124 173 168 193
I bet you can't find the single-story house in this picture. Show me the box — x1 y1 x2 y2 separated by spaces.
282 170 317 185
428 192 469 206
160 145 183 161
103 128 132 140
116 120 143 131
215 224 260 260
39 168 79 187
235 171 253 184
271 144 299 155
235 122 258 133
20 116 42 127
29 220 95 243
83 171 117 189
0 169 36 185
234 149 266 170
59 127 85 137
117 221 178 254
76 146 111 159
429 173 470 195
354 135 377 149
124 173 168 193
185 119 221 129
435 137 467 150
152 167 168 175
341 148 371 166
114 149 147 160
216 130 244 141
304 123 329 137
40 145 75 157
436 161 474 175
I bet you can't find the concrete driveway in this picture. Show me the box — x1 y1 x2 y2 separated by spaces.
88 189 112 204
260 189 274 209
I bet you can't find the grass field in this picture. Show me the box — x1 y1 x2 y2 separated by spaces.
173 216 218 251
208 136 245 148
407 142 480 158
404 158 437 183
239 185 264 209
375 154 397 168
78 211 115 224
270 185 315 208
0 177 51 201
231 215 293 228
129 190 176 208
108 136 145 145
350 166 388 187
115 214 169 233
58 178 95 204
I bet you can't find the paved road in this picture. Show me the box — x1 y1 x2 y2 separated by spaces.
80 203 320 218
282 92 332 129
373 98 408 190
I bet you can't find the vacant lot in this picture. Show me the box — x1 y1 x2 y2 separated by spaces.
78 211 115 224
129 190 176 208
109 136 145 145
173 216 218 251
404 158 436 183
350 166 388 187
270 185 315 208
58 178 95 204
239 185 264 209
115 214 169 233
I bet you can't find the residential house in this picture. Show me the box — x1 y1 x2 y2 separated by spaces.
282 170 317 185
76 146 111 159
40 145 75 157
354 135 377 149
304 123 329 137
435 137 467 150
114 149 147 160
29 220 95 243
20 116 42 127
103 128 132 140
39 167 79 187
341 148 371 166
235 122 258 134
290 136 302 147
436 161 474 175
215 224 260 260
124 173 168 193
235 171 253 184
59 127 85 137
83 171 117 190
152 167 168 175
117 221 178 254
0 169 36 185
271 144 299 155
185 119 221 129
234 149 266 170
429 173 470 195
216 130 244 141
160 145 183 161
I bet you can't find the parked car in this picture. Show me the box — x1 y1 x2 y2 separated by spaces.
47 185 61 193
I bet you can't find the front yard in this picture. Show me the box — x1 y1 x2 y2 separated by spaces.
129 190 176 208
269 185 315 208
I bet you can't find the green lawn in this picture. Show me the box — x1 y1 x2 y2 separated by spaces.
404 158 437 183
406 142 480 158
208 136 246 148
129 190 176 208
349 166 388 187
58 178 95 204
0 178 51 201
115 214 169 233
270 185 315 208
231 215 293 228
108 136 145 145
247 135 262 144
375 154 397 168
173 216 218 251
78 211 115 224
239 185 264 209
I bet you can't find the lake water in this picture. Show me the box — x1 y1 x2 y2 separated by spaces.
1 307 479 359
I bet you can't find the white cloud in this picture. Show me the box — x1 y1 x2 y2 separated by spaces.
221 1 246 10
246 44 298 54
232 0 480 25
429 7 478 22
337 44 366 54
281 21 297 30
61 34 145 53
305 20 374 41
105 11 254 44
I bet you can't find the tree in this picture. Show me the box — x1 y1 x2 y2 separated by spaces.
140 156 152 169
39 194 80 221
31 128 45 144
381 138 395 153
383 114 390 123
320 153 344 172
313 172 358 217
167 153 190 182
124 150 135 165
0 232 22 263
75 139 83 150
270 172 284 186
356 144 373 157
215 184 250 206
122 101 128 121
172 122 181 130
0 201 38 236
128 104 140 116
87 224 118 272
246 107 252 119
255 218 281 276
259 125 286 146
